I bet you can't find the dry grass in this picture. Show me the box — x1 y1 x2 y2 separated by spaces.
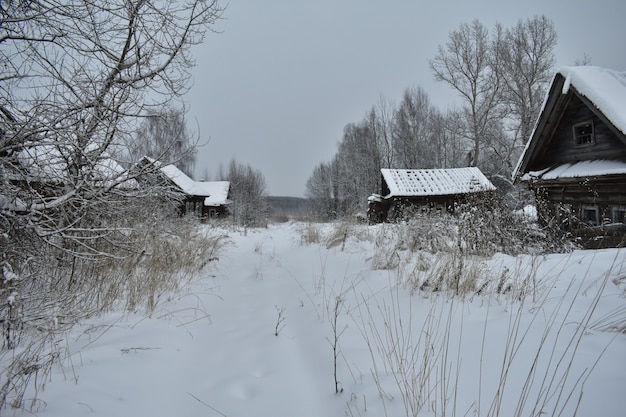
0 216 227 411
306 209 555 300
352 261 618 417
303 214 617 416
297 222 323 245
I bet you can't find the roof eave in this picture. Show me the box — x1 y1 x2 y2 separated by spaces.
513 72 566 183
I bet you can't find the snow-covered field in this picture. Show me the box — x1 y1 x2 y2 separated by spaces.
7 222 626 417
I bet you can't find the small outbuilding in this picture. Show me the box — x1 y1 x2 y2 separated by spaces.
368 167 496 222
512 66 626 247
135 157 231 219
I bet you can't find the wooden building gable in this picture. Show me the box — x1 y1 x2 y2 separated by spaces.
513 66 626 247
515 68 626 175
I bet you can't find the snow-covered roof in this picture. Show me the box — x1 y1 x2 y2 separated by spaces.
559 66 626 136
367 193 384 203
513 66 626 181
203 181 231 206
159 164 201 194
521 160 626 182
381 167 495 198
157 162 230 205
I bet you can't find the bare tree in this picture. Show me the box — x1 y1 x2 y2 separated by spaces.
392 86 434 169
220 159 268 227
495 15 557 169
306 118 382 219
430 17 556 177
429 20 504 169
336 121 381 213
429 108 469 169
574 54 593 66
1 0 223 257
1 0 223 408
306 161 336 218
128 107 198 177
369 96 396 168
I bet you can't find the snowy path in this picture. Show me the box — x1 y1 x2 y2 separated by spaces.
17 223 376 417
189 225 349 416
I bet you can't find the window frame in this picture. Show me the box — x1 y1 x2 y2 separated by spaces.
611 206 626 224
573 120 595 147
580 204 599 226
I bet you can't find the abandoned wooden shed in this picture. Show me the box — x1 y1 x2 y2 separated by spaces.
135 156 231 219
368 167 496 222
512 66 626 247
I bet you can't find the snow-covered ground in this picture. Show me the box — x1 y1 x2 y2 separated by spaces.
7 222 626 417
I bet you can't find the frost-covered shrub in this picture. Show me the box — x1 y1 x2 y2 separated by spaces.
323 221 352 249
402 250 542 300
371 224 402 270
297 222 323 245
111 217 227 312
455 192 575 257
370 214 458 270
297 202 572 299
1 263 21 351
409 251 486 296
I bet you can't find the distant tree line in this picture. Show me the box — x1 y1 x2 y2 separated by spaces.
306 15 558 218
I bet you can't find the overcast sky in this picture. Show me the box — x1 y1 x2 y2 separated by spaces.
186 0 626 197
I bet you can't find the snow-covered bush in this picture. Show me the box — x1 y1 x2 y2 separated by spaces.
312 199 573 299
297 220 373 250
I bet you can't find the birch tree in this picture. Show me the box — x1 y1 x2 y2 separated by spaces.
306 119 382 218
369 96 396 168
429 108 469 169
306 161 336 218
430 17 556 175
392 86 434 169
338 121 381 212
220 159 268 227
128 107 198 177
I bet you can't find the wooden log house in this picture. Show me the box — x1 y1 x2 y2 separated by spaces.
135 156 231 219
513 66 626 248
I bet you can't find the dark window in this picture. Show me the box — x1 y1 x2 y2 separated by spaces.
612 206 626 224
573 121 595 146
581 205 599 226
